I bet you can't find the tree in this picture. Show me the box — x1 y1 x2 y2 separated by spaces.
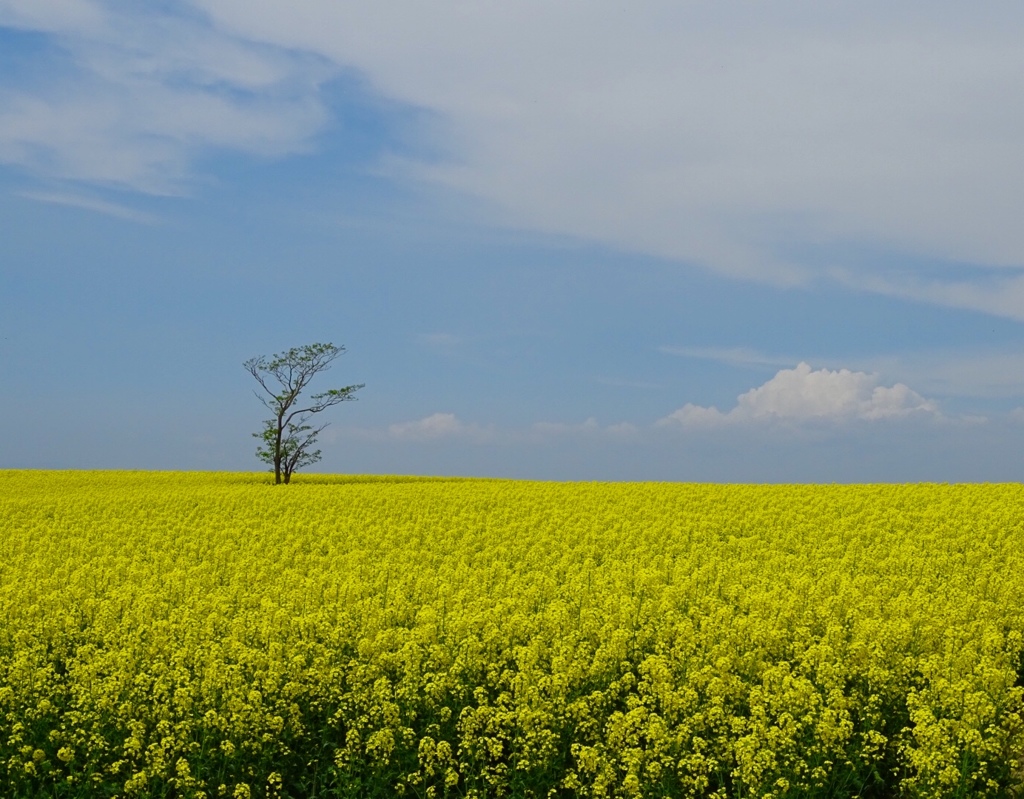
245 343 364 484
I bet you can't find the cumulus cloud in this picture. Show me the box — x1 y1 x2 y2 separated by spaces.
663 403 732 428
388 412 464 441
386 412 496 443
660 362 939 427
662 344 1024 401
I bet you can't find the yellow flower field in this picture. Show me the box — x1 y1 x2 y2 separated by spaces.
1 470 1023 798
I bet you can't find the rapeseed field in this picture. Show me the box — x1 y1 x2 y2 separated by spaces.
1 470 1022 798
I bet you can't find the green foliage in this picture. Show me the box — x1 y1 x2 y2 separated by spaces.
253 419 323 481
244 343 363 484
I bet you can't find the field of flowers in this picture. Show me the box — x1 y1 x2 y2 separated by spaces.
1 470 1023 798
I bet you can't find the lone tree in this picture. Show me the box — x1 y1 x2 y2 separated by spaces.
245 343 364 484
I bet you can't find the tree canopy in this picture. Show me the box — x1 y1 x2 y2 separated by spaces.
245 343 363 483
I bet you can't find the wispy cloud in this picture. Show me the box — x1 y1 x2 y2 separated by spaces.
0 2 333 192
339 413 640 447
190 2 1024 297
854 349 1024 401
594 377 662 390
826 263 1024 322
0 0 105 36
659 345 795 369
19 190 161 223
7 3 1024 315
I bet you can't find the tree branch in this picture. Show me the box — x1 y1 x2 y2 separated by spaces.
245 343 360 483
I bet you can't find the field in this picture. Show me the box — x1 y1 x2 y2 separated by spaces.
1 471 1023 798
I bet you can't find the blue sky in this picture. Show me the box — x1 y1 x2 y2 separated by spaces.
4 1 1024 481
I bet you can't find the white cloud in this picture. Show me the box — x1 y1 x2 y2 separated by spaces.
829 267 1024 323
662 403 731 428
531 417 640 440
0 0 104 36
0 2 332 192
6 3 1024 313
594 377 662 390
388 412 463 441
19 190 160 223
660 362 940 427
659 345 795 369
532 417 600 436
344 413 638 445
658 344 1024 401
187 1 1024 292
386 412 496 443
853 349 1024 401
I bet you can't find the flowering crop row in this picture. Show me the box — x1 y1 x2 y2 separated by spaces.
1 471 1023 798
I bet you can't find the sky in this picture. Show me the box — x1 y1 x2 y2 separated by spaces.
4 1 1024 481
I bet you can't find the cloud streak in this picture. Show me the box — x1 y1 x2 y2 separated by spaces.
19 190 161 223
659 345 796 370
380 413 639 444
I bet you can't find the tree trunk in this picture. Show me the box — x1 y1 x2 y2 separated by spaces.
274 414 284 484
